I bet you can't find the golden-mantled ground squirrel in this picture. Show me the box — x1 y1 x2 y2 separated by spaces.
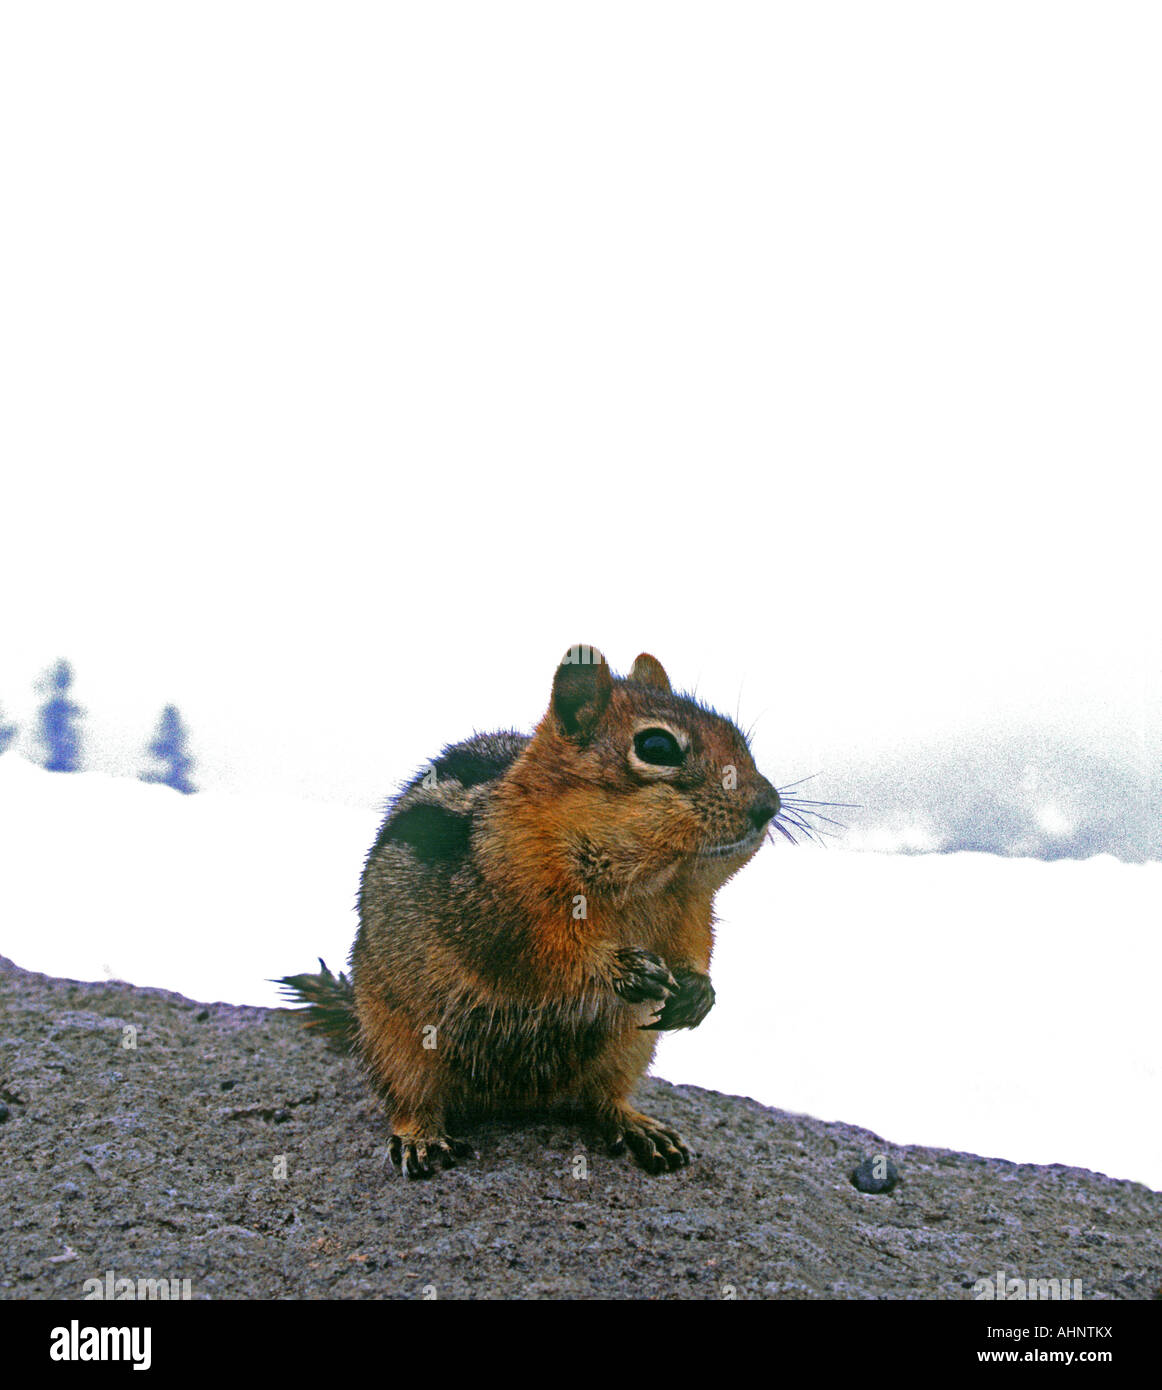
281 646 779 1176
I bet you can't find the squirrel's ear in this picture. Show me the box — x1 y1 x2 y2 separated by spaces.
551 646 613 740
629 653 672 693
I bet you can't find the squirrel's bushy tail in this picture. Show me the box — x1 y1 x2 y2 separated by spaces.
274 958 359 1052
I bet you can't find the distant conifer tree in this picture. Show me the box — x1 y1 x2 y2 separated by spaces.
0 705 16 754
140 704 197 794
36 660 84 772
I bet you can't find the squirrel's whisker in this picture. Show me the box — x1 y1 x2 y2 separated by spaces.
776 772 824 793
779 804 850 830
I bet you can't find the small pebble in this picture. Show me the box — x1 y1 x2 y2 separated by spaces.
851 1155 899 1193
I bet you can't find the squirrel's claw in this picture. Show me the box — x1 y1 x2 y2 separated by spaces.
603 1107 691 1174
611 947 680 1005
387 1133 475 1179
639 969 716 1031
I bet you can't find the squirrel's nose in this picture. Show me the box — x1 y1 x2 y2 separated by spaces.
748 785 780 831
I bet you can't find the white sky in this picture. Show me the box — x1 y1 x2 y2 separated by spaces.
1 3 1159 810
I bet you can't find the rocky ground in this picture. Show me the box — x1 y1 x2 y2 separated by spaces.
1 954 1158 1300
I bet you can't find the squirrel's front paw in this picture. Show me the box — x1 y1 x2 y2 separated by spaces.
386 1132 475 1180
610 947 679 1006
639 968 715 1031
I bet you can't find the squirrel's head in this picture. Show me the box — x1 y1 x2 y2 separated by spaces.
497 645 780 903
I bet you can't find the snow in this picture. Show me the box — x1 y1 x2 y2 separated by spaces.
2 756 1158 1191
0 756 370 1010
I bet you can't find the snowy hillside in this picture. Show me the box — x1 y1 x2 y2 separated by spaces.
0 755 371 1008
1 756 1158 1191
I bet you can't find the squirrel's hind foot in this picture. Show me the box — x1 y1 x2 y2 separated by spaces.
601 1104 691 1175
386 1132 475 1180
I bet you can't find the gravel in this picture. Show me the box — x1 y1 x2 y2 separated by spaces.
2 954 1158 1300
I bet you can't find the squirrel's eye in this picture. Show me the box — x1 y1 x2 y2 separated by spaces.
633 729 684 767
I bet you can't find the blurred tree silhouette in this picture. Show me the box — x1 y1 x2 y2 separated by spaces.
140 705 197 794
36 660 84 772
0 704 16 754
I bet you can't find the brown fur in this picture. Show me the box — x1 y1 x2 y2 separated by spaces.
283 646 778 1176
